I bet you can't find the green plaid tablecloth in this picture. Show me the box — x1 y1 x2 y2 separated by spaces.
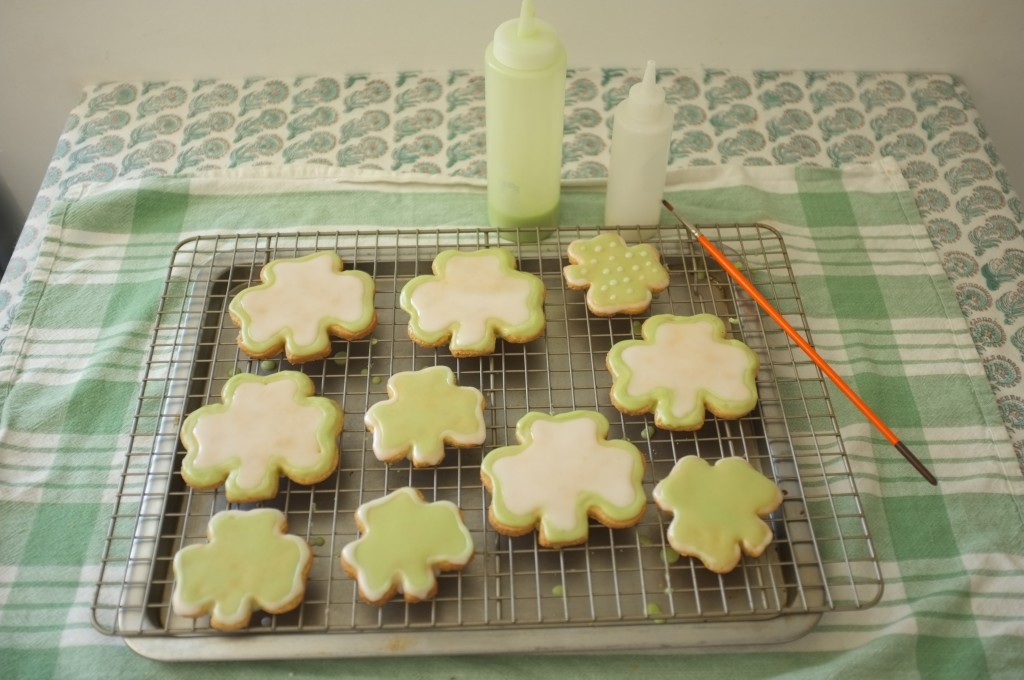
0 160 1022 679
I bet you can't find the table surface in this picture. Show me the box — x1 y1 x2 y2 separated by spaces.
1 67 1022 679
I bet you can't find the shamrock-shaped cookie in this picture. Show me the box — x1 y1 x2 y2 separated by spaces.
563 233 670 316
180 371 343 502
399 248 546 357
364 366 486 467
172 508 312 630
480 410 647 548
607 314 759 430
341 487 475 604
229 251 376 363
653 456 783 573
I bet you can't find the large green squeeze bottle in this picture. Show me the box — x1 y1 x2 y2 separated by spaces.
485 0 567 242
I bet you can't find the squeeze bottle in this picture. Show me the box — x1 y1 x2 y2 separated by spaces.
604 60 673 227
485 0 567 242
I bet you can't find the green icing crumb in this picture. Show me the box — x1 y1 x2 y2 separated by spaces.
695 271 706 281
646 602 662 615
259 360 277 371
310 536 326 547
728 317 739 326
646 602 665 624
332 351 348 365
371 376 382 385
551 584 565 597
638 533 654 546
370 338 379 346
359 367 369 376
640 426 654 440
631 321 643 336
226 367 243 377
661 547 681 565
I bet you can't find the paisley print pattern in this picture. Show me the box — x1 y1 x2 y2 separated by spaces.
827 135 875 165
189 83 239 117
970 317 1007 350
927 217 961 246
982 249 1024 291
870 107 915 141
969 215 1019 256
78 110 131 143
766 109 812 141
3 68 1022 467
985 356 1022 389
292 77 340 112
129 114 182 148
235 109 287 142
182 111 235 145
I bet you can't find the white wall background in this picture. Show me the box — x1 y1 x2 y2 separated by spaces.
1 0 1022 228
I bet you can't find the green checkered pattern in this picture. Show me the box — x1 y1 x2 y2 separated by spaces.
1 160 1022 679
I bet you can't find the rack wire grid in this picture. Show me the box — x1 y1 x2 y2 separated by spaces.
92 224 882 657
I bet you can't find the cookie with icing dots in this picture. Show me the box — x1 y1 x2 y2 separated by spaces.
341 487 475 605
653 455 783 573
607 313 759 431
180 371 343 503
172 508 313 630
364 365 486 467
480 410 647 548
563 233 670 316
229 251 376 363
399 248 546 357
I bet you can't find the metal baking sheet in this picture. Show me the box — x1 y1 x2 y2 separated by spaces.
92 224 882 659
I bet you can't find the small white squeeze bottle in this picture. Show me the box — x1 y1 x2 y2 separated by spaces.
485 0 567 242
604 60 673 228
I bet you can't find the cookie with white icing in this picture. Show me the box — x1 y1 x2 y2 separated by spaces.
364 366 486 467
399 248 546 357
229 251 376 363
180 371 343 502
172 508 313 630
341 487 475 605
653 456 782 573
563 233 670 316
480 410 647 548
607 313 759 430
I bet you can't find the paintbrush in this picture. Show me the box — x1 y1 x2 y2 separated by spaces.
662 199 938 485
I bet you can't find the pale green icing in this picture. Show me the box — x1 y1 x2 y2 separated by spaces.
180 371 342 502
563 233 669 313
363 366 486 466
607 313 759 430
171 508 311 629
399 248 546 355
480 410 647 547
341 487 474 602
228 251 376 361
652 456 782 573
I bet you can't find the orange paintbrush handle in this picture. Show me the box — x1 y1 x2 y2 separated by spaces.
696 233 938 485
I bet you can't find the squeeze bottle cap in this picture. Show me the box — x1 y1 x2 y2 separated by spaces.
624 60 668 123
492 0 563 71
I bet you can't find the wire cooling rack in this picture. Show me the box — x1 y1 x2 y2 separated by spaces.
92 224 882 659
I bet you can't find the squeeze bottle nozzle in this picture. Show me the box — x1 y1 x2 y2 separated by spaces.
518 0 535 36
627 60 667 122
